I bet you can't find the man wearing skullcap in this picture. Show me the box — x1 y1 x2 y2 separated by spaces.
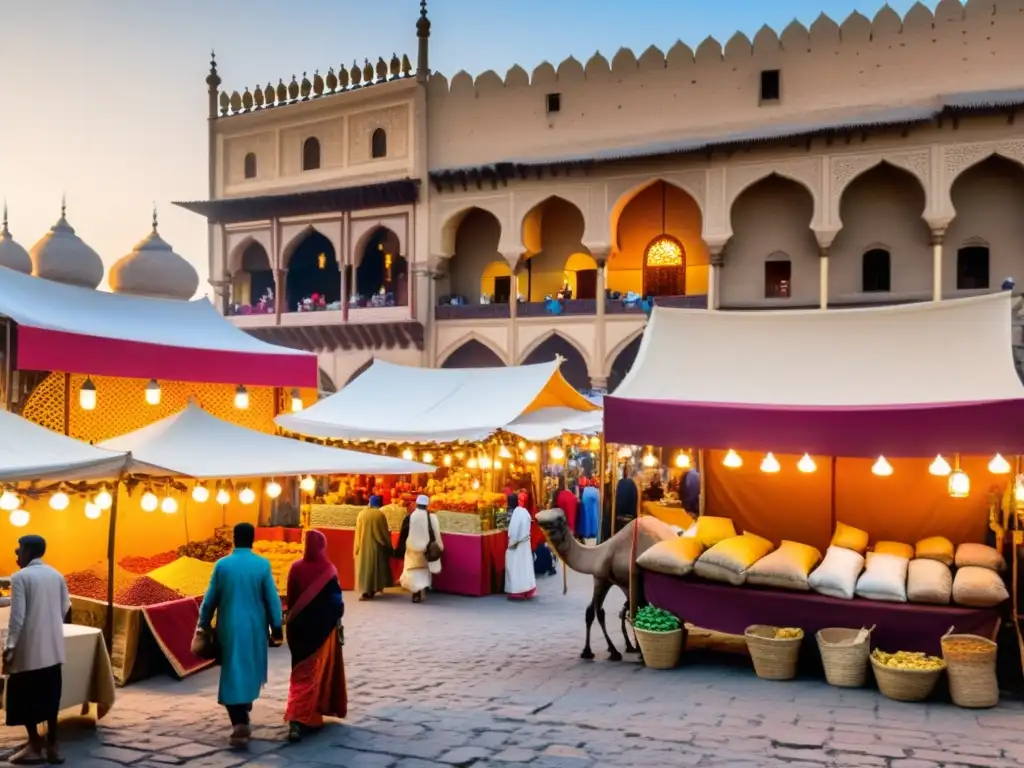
398 495 444 603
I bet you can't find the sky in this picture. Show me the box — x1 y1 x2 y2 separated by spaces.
0 0 940 293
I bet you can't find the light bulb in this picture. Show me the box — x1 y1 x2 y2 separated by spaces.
145 379 161 406
524 448 538 463
239 487 256 505
0 489 20 512
84 502 101 520
617 445 633 459
479 456 492 470
234 385 249 410
948 468 970 498
929 455 952 476
467 458 478 469
79 378 97 411
94 487 113 510
760 453 781 473
266 480 282 499
988 454 1011 475
299 475 316 493
9 509 29 528
498 445 512 459
871 456 893 477
49 491 69 511
141 491 159 512
161 496 178 514
192 484 210 503
442 455 452 467
642 452 657 468
471 479 480 490
722 449 742 469
589 436 600 450
1015 475 1024 503
550 446 566 461
421 452 434 464
215 488 231 505
290 389 303 412
674 452 691 469
494 459 502 469
797 454 817 473
402 448 414 461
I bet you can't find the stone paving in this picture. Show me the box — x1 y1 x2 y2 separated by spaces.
2 568 1024 767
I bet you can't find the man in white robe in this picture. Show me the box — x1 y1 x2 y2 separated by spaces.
399 495 443 603
505 506 537 600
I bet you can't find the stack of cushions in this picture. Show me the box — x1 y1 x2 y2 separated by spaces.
636 537 704 577
694 533 775 586
807 523 869 599
746 541 822 591
952 543 1009 608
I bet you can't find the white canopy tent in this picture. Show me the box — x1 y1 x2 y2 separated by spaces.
505 407 603 442
100 402 434 478
0 409 129 483
276 359 598 443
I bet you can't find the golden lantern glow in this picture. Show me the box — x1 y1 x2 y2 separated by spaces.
161 495 178 514
948 468 970 498
550 446 566 461
988 454 1011 474
455 451 464 459
722 449 743 469
442 454 452 467
645 236 684 267
215 488 231 505
479 456 493 470
929 455 952 476
84 502 101 520
145 379 161 406
1015 475 1024 503
49 491 70 511
299 475 316 493
617 445 633 459
494 459 503 469
0 489 20 512
871 456 894 477
642 451 657 468
524 448 538 463
422 452 434 464
234 385 249 410
498 445 512 459
239 486 256 505
9 509 29 528
402 448 414 461
471 478 480 490
589 436 601 450
760 453 781 473
192 484 210 503
140 491 159 512
94 487 113 510
674 452 691 470
467 458 478 469
79 378 97 411
797 454 817 473
265 480 282 499
290 389 303 413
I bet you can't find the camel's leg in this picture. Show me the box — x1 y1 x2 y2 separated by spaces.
593 580 622 662
619 601 638 654
581 583 598 660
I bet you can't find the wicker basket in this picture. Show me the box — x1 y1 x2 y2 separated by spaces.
744 625 804 681
634 627 684 670
870 655 946 702
941 632 999 709
817 626 874 688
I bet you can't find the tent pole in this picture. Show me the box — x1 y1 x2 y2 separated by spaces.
829 456 838 534
103 475 124 653
561 436 567 596
597 432 606 542
609 450 618 539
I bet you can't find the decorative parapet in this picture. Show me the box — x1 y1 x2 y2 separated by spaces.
218 55 414 118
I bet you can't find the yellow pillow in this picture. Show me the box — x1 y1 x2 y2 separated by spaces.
636 538 704 577
915 536 955 567
831 522 869 555
694 516 737 549
746 540 823 591
874 541 914 560
694 533 775 586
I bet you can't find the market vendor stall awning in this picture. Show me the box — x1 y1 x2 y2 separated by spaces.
0 266 316 387
99 402 433 478
0 409 129 482
505 407 603 442
275 359 598 443
605 293 1024 457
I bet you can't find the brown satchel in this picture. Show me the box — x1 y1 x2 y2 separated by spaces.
191 626 219 660
424 513 442 563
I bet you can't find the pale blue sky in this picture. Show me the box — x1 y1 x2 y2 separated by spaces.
0 0 938 290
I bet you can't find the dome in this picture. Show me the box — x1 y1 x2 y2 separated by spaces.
0 204 31 274
30 199 104 289
109 209 199 300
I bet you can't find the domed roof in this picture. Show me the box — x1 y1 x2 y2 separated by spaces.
29 198 104 289
0 203 32 274
109 209 199 300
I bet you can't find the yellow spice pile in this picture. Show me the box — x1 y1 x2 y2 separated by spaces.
147 557 215 597
253 541 304 594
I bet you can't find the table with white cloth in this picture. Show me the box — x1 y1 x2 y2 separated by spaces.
0 606 116 720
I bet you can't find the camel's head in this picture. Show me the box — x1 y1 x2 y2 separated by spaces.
536 508 570 545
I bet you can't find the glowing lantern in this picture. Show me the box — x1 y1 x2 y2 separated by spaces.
722 450 742 469
642 452 657 468
239 486 256 505
49 491 70 511
266 480 282 499
79 378 97 410
674 452 691 470
467 458 478 469
161 496 178 514
192 484 210 503
760 453 781 474
94 487 113 510
988 454 1011 475
442 455 452 467
145 379 161 406
422 452 434 464
1015 475 1024 503
140 491 159 512
9 509 29 527
929 455 952 476
797 454 817 473
84 503 101 520
0 489 20 512
617 446 633 459
234 385 249 410
948 469 970 498
215 488 231 505
871 456 893 477
299 475 316 493
550 446 566 461
524 448 538 463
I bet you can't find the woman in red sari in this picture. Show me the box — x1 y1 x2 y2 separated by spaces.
284 531 347 743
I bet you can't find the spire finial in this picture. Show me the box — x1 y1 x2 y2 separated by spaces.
210 49 217 73
2 200 8 235
420 0 427 18
60 193 66 220
152 202 158 233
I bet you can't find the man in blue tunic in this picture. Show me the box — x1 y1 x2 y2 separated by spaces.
199 523 284 747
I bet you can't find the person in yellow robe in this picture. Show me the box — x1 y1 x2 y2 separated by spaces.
354 496 394 601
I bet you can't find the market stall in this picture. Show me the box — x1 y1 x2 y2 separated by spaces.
605 294 1024 665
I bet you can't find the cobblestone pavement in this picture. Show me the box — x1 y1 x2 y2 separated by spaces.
3 568 1024 767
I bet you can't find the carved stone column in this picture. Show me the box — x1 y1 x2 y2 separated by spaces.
931 228 945 302
592 248 610 382
707 247 725 311
819 247 829 310
209 274 231 316
275 269 287 319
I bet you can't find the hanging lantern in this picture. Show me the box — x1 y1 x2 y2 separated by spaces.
84 502 102 520
642 451 657 468
265 480 282 499
239 486 256 505
550 445 566 461
467 458 478 469
494 459 503 469
140 491 159 512
1015 474 1024 503
161 495 178 514
871 456 893 477
589 436 600 450
797 454 817 473
145 379 161 406
9 509 29 528
988 454 1011 475
498 445 512 459
94 486 113 510
760 453 781 474
299 475 316 493
674 452 691 470
79 378 97 411
524 448 538 464
722 449 742 469
479 456 492 470
234 385 249 410
422 452 434 464
929 455 952 476
290 389 303 412
471 478 480 490
192 484 210 503
948 469 970 498
215 487 231 505
402 448 414 461
0 489 20 512
49 491 70 511
442 455 452 467
617 445 633 460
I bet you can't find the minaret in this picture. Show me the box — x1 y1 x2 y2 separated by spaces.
416 0 431 82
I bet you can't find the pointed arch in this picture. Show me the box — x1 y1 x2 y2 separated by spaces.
607 331 644 394
437 333 509 368
519 331 591 391
281 224 334 266
726 170 821 228
352 226 408 307
606 328 644 374
519 195 587 256
283 228 339 311
343 358 374 387
608 177 705 250
517 329 591 370
833 157 929 228
437 204 507 258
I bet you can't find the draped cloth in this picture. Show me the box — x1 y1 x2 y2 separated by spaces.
580 486 600 540
505 507 537 600
400 509 443 594
285 531 346 727
354 505 394 596
556 489 579 535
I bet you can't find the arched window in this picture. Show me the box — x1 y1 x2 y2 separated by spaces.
302 137 321 171
957 245 990 290
861 248 891 292
642 235 686 297
243 152 257 180
371 128 387 159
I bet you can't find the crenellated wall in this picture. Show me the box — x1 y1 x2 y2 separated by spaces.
426 1 1024 171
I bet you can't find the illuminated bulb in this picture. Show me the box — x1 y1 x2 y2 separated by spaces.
642 452 657 468
550 446 566 461
929 454 952 476
494 459 502 469
948 468 970 498
192 484 210 503
498 445 512 459
215 488 231 505
455 451 464 459
617 445 633 459
84 502 101 520
871 456 893 477
422 452 434 464
722 449 743 469
141 491 159 512
471 479 480 490
299 475 316 493
94 487 113 510
402 448 414 461
674 452 691 470
442 455 452 467
760 452 781 474
290 389 303 412
161 496 178 514
49 491 70 511
988 454 1011 475
524 448 538 463
479 456 492 470
239 486 256 505
234 385 249 410
467 458 478 469
9 509 29 528
1015 475 1024 503
145 379 161 406
266 480 282 499
0 490 20 512
589 436 600 450
797 454 817 473
79 378 97 411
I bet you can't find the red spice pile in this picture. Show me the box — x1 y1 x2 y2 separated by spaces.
119 551 178 575
66 571 109 601
114 577 184 607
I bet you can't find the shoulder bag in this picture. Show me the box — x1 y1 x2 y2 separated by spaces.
424 514 442 563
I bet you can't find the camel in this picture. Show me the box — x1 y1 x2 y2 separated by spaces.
536 508 678 661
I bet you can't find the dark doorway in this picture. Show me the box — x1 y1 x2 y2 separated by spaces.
493 275 512 304
522 334 589 392
285 231 339 312
356 229 408 307
576 269 598 300
241 243 274 305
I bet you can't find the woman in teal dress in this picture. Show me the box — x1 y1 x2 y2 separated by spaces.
198 523 284 747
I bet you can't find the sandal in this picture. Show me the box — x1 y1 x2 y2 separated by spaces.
287 723 302 743
8 745 43 765
43 746 64 766
228 724 250 749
